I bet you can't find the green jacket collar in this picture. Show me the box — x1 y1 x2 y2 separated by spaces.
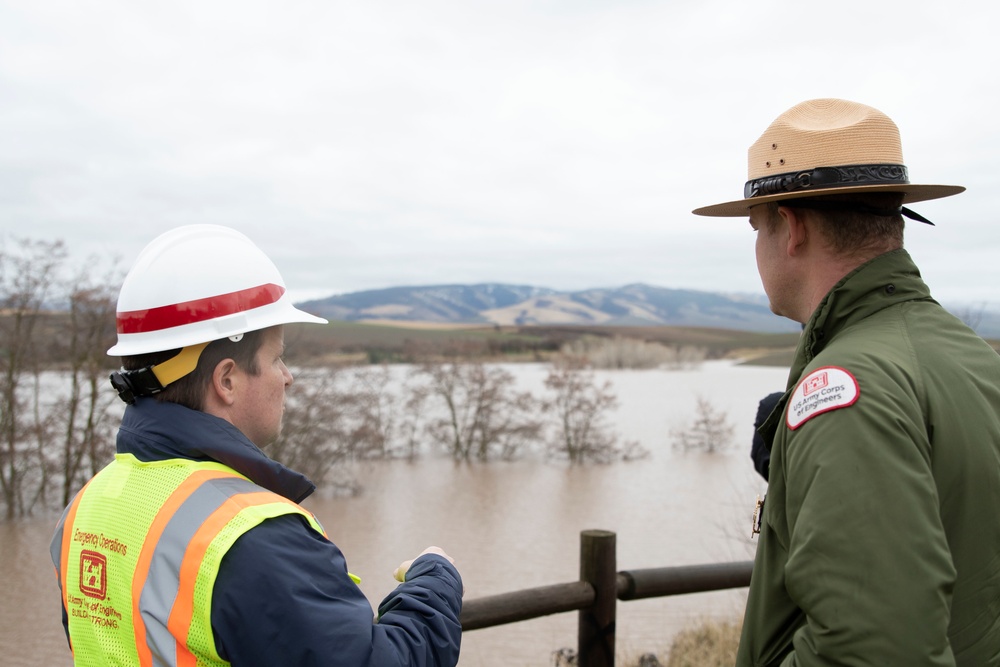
790 249 934 383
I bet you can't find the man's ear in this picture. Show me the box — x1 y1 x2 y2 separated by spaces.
777 206 809 257
210 358 239 406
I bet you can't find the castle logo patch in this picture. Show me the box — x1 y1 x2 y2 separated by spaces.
79 550 107 600
787 366 859 430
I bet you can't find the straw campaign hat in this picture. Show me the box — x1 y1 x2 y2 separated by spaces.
693 98 965 218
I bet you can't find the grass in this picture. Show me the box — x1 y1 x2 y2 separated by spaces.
282 319 557 364
660 617 742 666
280 320 803 366
552 616 743 667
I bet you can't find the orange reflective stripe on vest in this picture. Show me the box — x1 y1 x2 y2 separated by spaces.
167 490 305 667
131 468 237 667
54 478 93 658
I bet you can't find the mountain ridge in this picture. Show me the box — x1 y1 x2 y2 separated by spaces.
298 282 803 333
298 282 1000 337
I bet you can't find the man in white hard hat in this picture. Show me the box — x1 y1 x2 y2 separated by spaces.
50 225 463 666
694 99 1000 666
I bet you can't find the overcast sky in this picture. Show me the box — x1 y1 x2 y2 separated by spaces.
2 0 998 308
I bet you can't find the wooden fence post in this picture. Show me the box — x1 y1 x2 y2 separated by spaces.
578 530 616 667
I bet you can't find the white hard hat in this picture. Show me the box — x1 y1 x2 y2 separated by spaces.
108 225 327 356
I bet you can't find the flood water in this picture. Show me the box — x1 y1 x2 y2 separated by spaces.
3 360 787 666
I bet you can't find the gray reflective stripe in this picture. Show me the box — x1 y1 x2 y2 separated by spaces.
138 476 262 667
50 502 72 576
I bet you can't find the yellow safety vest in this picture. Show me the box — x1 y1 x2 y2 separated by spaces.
51 454 327 667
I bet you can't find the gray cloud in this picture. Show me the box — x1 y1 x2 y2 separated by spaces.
1 0 998 309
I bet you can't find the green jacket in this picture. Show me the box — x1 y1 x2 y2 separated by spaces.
737 250 1000 667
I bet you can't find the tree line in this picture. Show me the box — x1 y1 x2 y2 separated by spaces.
0 236 733 518
270 357 649 494
0 238 120 518
0 238 652 518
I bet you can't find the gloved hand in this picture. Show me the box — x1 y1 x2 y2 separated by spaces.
752 391 784 481
393 546 455 582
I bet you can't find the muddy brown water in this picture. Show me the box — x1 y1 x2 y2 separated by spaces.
4 361 783 666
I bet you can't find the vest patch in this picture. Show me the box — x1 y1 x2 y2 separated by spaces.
79 550 107 600
786 366 859 430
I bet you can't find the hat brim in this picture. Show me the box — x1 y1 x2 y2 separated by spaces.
692 183 966 217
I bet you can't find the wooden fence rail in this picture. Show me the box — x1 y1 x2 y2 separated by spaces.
460 530 753 667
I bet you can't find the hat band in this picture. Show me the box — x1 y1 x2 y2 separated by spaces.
116 283 285 335
744 164 909 199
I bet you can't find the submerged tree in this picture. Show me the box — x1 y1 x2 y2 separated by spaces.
270 365 428 492
0 238 67 517
268 366 362 493
55 273 121 507
347 364 408 460
670 395 735 454
411 361 542 462
544 356 646 464
0 239 126 517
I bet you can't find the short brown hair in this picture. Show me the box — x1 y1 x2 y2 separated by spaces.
121 328 266 411
766 192 905 257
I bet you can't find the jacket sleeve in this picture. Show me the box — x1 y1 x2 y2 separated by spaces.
211 514 463 667
779 367 956 666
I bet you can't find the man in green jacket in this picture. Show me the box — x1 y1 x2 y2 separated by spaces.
694 98 1000 666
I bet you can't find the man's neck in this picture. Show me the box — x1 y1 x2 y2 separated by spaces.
799 246 901 322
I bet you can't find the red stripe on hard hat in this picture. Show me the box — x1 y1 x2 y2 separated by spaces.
116 283 285 334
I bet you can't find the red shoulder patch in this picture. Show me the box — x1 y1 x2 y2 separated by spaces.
786 366 859 430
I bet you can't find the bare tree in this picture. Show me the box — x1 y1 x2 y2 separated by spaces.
398 377 430 462
268 366 362 493
55 274 121 506
412 361 542 462
24 368 60 513
543 356 646 464
347 364 399 459
0 237 67 517
670 395 735 454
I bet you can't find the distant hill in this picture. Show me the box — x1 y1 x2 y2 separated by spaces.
298 283 803 333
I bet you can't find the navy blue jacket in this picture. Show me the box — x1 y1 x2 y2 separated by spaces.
73 398 463 666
